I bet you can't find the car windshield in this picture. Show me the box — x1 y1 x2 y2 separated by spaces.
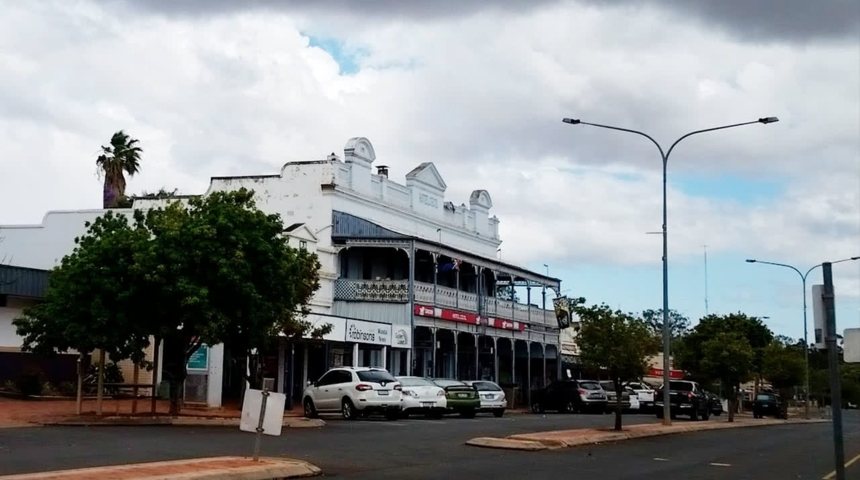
627 383 643 389
600 381 615 390
397 377 433 387
471 381 502 391
357 370 396 383
579 381 602 390
757 394 774 401
669 381 694 391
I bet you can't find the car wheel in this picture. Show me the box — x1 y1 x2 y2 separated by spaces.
531 402 542 414
702 409 710 421
564 401 576 414
303 398 317 419
493 409 505 418
341 398 357 420
460 409 476 419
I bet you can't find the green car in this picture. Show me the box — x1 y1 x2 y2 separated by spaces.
432 379 480 418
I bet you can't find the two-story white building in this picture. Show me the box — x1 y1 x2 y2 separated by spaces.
0 137 564 408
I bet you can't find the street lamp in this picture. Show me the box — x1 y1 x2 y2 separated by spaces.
745 256 860 419
563 116 778 425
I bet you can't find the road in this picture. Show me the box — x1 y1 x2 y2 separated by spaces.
1 411 858 479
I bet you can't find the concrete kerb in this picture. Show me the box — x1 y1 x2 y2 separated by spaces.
0 456 321 480
39 416 325 428
468 417 827 451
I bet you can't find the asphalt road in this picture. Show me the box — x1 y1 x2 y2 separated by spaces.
1 411 858 479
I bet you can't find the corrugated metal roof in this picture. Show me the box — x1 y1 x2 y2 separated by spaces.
0 265 49 298
332 211 409 240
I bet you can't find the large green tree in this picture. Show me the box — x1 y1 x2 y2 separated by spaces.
14 211 152 413
97 130 142 208
575 303 659 431
699 332 754 422
762 338 806 395
135 189 324 414
641 308 690 341
675 312 772 422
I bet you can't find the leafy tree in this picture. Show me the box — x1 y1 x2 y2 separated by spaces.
641 308 690 341
135 189 325 414
699 332 754 422
575 303 659 431
762 338 806 396
13 211 151 412
675 312 772 421
96 130 142 208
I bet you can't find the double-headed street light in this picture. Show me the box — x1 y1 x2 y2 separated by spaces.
745 256 860 419
563 116 779 425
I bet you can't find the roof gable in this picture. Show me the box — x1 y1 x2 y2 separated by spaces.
405 162 447 191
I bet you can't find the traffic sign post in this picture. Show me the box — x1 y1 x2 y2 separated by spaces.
821 263 845 480
240 387 286 461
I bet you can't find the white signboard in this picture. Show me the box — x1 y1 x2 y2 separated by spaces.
391 325 411 348
301 314 346 342
812 284 827 349
240 388 286 436
560 325 580 356
346 319 391 346
845 328 860 363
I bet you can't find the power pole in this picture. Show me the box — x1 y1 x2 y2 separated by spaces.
822 262 845 480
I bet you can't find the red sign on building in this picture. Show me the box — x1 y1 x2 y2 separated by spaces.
647 368 685 380
413 305 526 331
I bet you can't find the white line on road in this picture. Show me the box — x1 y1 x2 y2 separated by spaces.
709 463 732 467
653 458 669 462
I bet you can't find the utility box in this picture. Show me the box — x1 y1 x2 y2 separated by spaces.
845 329 860 363
812 284 828 349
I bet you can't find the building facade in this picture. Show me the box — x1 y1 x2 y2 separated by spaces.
0 137 565 408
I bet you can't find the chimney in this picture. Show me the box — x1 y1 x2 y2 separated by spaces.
376 165 389 178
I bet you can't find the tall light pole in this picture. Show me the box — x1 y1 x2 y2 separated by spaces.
745 256 860 419
563 116 778 425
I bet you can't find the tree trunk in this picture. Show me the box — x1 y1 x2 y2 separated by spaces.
727 384 735 423
75 352 84 415
96 350 105 416
614 379 623 431
103 177 120 209
132 361 139 414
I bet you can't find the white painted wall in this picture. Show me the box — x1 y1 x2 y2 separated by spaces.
0 297 38 349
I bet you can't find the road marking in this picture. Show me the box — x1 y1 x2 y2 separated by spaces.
822 451 860 479
709 463 732 467
653 458 669 462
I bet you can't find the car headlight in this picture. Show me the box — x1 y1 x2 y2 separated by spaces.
402 389 419 398
436 389 445 397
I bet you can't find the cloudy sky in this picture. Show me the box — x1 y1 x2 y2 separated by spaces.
1 0 858 340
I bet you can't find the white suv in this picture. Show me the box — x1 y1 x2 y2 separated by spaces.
302 367 402 420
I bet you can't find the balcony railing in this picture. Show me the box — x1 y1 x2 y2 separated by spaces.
334 279 409 302
333 279 557 328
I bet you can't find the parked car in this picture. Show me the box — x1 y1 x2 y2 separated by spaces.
624 381 656 412
303 367 402 420
599 380 632 412
431 379 481 418
464 380 507 417
396 376 447 418
705 391 723 416
531 379 607 414
753 392 787 419
654 380 710 421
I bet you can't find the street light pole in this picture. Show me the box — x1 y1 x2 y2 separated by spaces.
745 256 860 419
564 116 778 425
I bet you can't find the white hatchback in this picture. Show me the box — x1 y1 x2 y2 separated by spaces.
396 376 447 417
302 367 402 420
464 380 507 417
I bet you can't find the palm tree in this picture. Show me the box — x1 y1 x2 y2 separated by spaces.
96 131 142 208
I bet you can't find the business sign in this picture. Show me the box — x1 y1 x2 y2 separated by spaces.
391 325 411 348
560 327 579 356
186 345 209 371
647 368 684 380
413 305 526 331
346 319 391 346
301 314 346 342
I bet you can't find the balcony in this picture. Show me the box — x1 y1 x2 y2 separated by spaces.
413 281 556 328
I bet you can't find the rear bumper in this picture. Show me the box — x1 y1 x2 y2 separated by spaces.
356 397 402 412
446 398 481 410
402 397 447 412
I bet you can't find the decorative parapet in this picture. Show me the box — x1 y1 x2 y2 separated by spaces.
334 279 409 302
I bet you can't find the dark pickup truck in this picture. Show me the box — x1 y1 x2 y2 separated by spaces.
654 380 711 421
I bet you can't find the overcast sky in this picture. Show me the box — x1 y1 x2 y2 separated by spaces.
1 0 858 339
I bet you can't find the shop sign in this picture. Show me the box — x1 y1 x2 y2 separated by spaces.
391 325 411 348
484 317 526 332
187 345 209 371
346 319 390 346
647 368 684 380
413 304 480 325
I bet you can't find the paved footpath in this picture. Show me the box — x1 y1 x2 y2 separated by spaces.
467 416 827 450
0 456 320 480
